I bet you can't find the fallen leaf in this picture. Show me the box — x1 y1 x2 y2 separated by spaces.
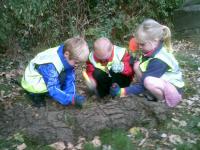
91 136 101 147
161 133 167 138
179 120 187 127
169 134 183 145
186 100 194 106
14 133 24 142
102 145 112 150
77 136 86 144
171 118 179 123
197 122 200 128
129 127 140 136
67 142 74 150
17 143 27 150
75 143 83 150
49 141 66 150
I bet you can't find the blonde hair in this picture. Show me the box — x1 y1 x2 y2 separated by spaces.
135 19 173 51
64 36 89 62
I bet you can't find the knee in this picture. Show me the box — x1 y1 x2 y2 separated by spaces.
143 76 156 90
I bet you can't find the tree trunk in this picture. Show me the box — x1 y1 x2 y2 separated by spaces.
0 95 171 144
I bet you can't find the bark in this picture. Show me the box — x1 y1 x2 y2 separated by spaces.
0 95 171 144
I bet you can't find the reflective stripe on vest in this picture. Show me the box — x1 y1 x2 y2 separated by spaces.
139 47 184 88
89 45 126 72
21 46 64 93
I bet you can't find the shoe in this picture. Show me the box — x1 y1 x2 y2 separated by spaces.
143 91 158 102
27 93 46 108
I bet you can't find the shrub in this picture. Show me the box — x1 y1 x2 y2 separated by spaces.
0 0 184 52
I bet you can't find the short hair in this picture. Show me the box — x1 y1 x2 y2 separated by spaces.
64 36 89 62
135 19 172 51
94 37 112 51
93 37 113 59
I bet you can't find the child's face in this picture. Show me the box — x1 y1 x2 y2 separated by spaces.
64 51 80 67
138 40 159 54
64 44 89 67
67 58 80 67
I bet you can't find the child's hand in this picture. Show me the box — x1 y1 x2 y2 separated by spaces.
110 83 121 97
82 71 97 90
74 94 86 107
111 62 124 73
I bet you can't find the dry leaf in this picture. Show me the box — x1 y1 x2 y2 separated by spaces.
179 120 187 127
17 143 27 150
67 142 74 150
161 133 167 138
129 127 140 136
49 141 66 150
197 122 200 128
91 136 101 147
169 135 183 144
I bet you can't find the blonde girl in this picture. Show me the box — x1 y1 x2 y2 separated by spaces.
110 19 184 107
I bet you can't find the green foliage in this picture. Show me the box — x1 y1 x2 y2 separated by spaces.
183 80 197 98
83 129 135 150
183 115 200 134
174 120 200 150
176 140 200 150
0 0 184 52
0 0 90 51
99 129 135 150
83 143 101 150
175 52 199 97
176 53 199 71
0 133 53 150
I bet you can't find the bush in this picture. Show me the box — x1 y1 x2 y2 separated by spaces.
0 0 184 52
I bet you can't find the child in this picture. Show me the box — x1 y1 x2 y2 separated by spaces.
21 36 89 107
110 19 184 107
84 37 134 98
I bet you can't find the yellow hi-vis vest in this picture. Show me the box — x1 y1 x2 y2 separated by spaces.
139 47 184 88
21 46 64 93
88 45 126 72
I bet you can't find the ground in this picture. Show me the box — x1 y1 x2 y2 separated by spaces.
0 40 199 150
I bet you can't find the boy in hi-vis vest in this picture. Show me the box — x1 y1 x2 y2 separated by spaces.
21 36 89 107
83 37 134 98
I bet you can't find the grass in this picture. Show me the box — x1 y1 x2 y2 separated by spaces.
153 109 200 149
83 129 135 150
100 129 134 150
175 140 200 150
175 52 199 98
175 53 199 71
83 143 101 150
0 133 53 150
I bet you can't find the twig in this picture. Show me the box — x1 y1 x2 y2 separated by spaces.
138 128 149 146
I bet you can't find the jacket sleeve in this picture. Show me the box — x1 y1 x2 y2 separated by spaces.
37 64 74 106
62 69 76 95
121 52 134 77
140 58 168 83
125 83 146 95
124 58 168 95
